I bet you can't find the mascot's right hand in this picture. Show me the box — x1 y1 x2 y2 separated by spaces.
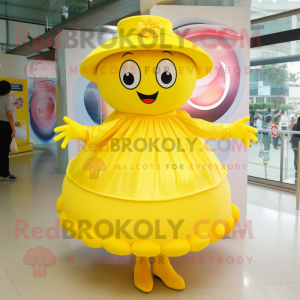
54 116 84 149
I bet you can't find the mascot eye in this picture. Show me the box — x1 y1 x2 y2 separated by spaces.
156 59 177 89
120 60 141 90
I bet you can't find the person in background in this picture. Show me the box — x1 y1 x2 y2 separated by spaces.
291 112 300 172
249 110 254 127
280 110 288 130
256 115 263 129
273 115 281 150
289 112 295 125
262 114 272 161
256 115 263 143
0 81 17 181
289 115 297 130
253 109 261 128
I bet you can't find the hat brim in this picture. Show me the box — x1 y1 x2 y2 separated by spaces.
80 34 213 81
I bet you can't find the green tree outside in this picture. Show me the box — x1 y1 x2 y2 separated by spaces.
260 64 299 109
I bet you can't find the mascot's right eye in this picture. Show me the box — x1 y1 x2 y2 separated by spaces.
119 60 141 90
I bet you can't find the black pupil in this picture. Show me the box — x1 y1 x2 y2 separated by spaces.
123 72 134 85
161 71 172 84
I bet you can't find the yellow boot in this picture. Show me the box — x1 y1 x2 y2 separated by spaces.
134 256 153 293
153 253 185 290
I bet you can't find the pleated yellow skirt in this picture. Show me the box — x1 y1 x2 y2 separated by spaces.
56 174 239 258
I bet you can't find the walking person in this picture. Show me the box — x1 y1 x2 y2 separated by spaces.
262 115 272 161
0 81 17 181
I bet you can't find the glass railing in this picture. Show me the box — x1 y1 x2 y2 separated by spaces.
248 128 300 185
1 0 112 53
248 126 300 209
0 43 17 53
46 0 110 28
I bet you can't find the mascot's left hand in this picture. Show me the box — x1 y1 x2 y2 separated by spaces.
230 116 258 147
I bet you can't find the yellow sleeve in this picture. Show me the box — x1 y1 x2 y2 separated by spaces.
82 126 103 143
81 111 121 144
176 110 232 139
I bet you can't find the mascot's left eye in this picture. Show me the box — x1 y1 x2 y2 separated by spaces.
156 59 177 89
119 60 141 90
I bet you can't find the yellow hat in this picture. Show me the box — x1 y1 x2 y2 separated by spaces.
80 15 213 81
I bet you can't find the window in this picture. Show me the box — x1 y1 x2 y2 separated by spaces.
256 97 265 103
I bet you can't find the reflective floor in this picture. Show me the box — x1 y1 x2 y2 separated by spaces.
1 146 300 300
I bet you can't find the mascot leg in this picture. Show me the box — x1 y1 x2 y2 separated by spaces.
134 256 153 293
153 253 185 290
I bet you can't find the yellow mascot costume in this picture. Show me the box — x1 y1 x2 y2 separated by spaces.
54 16 257 292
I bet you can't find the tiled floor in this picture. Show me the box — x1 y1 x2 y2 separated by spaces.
247 183 299 216
1 146 300 299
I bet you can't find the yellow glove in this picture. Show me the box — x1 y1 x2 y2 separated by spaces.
54 116 84 149
230 116 258 147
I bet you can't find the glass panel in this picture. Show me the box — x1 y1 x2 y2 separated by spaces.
0 1 111 35
251 40 300 64
248 129 297 184
251 0 300 20
166 0 234 6
249 62 300 109
47 0 109 27
251 13 300 36
249 46 300 184
7 21 45 46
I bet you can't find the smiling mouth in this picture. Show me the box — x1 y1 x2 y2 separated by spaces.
137 91 159 104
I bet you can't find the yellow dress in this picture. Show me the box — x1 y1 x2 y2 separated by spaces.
54 14 256 293
57 110 239 257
